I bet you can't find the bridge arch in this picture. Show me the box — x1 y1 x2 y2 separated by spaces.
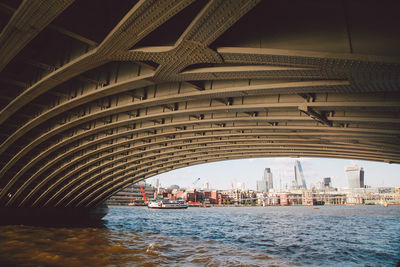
0 0 399 213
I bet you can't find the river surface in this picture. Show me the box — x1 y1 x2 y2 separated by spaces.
0 205 399 266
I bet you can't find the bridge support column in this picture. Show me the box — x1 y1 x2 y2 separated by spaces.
0 202 108 224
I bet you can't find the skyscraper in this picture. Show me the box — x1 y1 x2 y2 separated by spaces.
317 177 332 190
264 168 274 191
256 168 274 192
323 177 332 188
256 180 268 192
293 161 307 189
345 165 364 188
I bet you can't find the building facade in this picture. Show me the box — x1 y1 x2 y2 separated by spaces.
257 180 268 192
323 177 332 188
345 165 365 188
264 168 274 191
256 168 274 192
293 160 307 189
108 182 155 205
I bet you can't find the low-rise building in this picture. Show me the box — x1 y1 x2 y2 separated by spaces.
302 189 313 206
108 182 155 205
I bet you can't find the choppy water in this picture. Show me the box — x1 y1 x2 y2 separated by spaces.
0 205 399 266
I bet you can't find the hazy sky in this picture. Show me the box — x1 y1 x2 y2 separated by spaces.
148 157 400 190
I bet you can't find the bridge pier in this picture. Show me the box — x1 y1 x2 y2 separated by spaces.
0 203 108 225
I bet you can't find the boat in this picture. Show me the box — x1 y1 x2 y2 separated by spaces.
147 199 188 209
187 201 202 207
128 202 146 206
187 201 211 208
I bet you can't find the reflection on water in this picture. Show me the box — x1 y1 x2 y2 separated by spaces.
0 224 291 266
0 226 110 267
0 205 399 266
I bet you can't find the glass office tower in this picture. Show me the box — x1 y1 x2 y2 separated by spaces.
256 168 274 192
256 180 268 192
345 165 365 188
294 160 307 189
264 168 274 191
323 177 332 188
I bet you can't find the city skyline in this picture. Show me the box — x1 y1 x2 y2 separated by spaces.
150 157 400 190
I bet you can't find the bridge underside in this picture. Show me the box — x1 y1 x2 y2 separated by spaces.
0 0 399 212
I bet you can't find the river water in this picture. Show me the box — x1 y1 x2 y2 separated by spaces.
0 205 399 266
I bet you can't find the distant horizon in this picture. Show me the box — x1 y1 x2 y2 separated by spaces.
148 157 400 191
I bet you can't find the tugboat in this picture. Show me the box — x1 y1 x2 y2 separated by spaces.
147 199 188 209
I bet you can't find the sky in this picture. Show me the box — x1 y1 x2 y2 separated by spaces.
147 157 400 191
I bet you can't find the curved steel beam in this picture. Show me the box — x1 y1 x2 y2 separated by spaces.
1 98 398 182
11 122 396 207
0 0 74 72
0 79 349 156
5 113 396 208
1 0 399 210
0 0 194 124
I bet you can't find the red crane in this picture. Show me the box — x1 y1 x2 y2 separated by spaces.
139 183 147 204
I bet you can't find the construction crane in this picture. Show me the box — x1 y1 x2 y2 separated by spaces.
193 178 200 186
139 183 147 204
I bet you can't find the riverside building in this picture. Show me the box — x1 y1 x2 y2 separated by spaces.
108 182 155 205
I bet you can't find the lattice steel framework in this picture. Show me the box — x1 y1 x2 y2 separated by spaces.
0 0 399 208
